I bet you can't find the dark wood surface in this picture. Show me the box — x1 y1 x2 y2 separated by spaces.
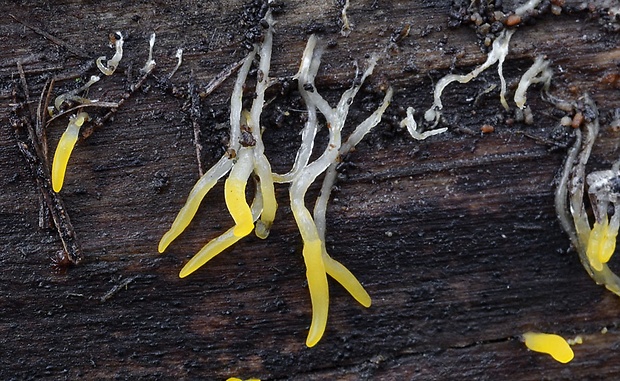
2 1 620 379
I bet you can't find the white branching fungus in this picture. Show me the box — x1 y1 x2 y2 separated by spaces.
51 112 90 192
555 95 620 295
53 75 101 111
141 33 157 74
424 29 514 123
400 107 447 140
97 32 124 76
514 55 552 109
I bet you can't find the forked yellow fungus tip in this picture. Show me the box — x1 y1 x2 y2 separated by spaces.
522 331 574 364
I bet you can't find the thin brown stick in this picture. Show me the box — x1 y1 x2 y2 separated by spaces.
201 57 245 97
12 69 83 264
46 101 120 127
9 14 91 59
84 70 154 139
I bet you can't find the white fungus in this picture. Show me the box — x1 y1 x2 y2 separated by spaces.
424 29 514 123
97 31 124 76
514 55 552 109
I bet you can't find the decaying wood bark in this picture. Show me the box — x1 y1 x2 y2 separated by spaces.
1 0 620 379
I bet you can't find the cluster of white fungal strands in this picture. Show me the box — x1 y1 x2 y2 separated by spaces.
555 95 620 295
158 12 394 346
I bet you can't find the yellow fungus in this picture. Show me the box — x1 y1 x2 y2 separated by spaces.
514 55 551 109
158 156 234 253
51 112 90 192
161 10 392 347
302 238 329 348
586 219 618 271
224 148 255 237
523 332 574 363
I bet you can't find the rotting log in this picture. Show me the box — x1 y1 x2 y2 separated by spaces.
1 1 620 379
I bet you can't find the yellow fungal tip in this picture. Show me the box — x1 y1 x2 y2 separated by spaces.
233 222 254 237
225 178 254 237
523 331 574 364
586 220 617 270
51 112 90 192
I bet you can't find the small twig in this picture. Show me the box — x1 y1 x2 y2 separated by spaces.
16 62 34 118
10 14 91 59
12 67 83 264
37 79 53 162
100 276 139 302
14 136 83 264
46 101 120 127
189 70 204 176
36 79 53 229
84 70 153 139
201 57 245 97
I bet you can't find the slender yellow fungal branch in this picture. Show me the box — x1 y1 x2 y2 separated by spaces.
224 148 255 237
522 332 574 364
180 181 264 278
51 112 90 192
158 156 234 253
303 237 329 347
97 32 124 76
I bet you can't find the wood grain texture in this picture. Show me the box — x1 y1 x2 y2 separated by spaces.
2 0 620 379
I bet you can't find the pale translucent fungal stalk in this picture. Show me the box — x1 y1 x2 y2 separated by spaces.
97 32 124 76
141 33 157 74
168 48 183 79
424 29 514 123
514 56 552 109
51 112 90 192
514 0 543 16
54 75 100 111
400 107 447 140
249 12 277 239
